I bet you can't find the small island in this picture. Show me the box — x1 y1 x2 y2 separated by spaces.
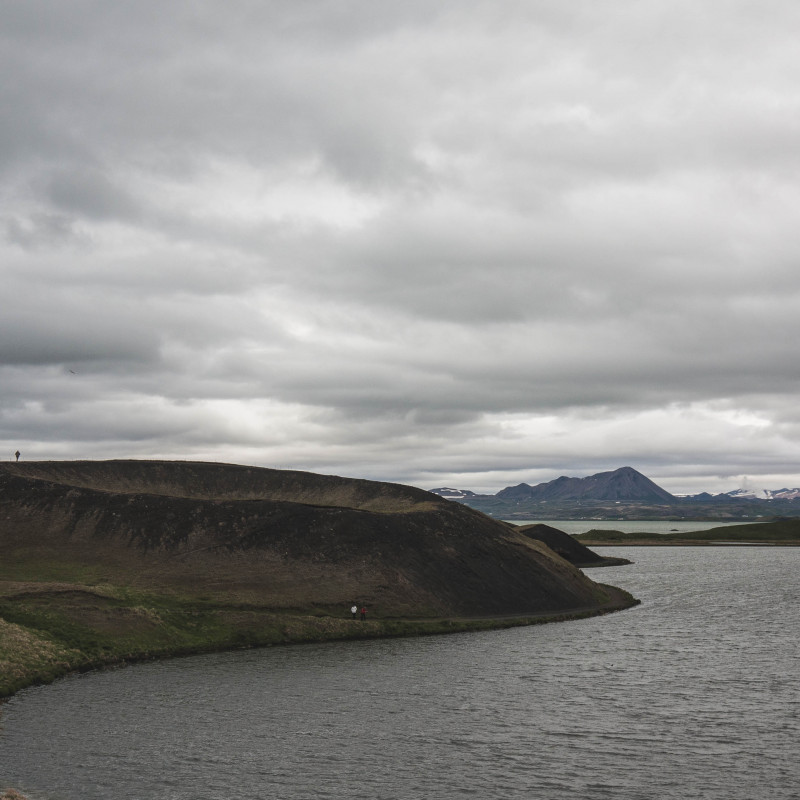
0 460 637 699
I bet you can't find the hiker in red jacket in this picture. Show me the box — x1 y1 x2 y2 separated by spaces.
360 606 366 621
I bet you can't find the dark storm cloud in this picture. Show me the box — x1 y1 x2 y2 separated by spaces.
3 0 800 494
45 167 141 222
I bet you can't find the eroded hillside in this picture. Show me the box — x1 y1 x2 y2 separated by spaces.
1 460 616 618
5 459 441 512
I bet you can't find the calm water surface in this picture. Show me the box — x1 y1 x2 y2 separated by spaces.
2 547 799 800
507 519 748 535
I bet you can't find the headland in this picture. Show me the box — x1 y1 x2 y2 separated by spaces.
574 518 800 546
0 460 637 698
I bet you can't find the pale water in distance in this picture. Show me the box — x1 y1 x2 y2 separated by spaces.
506 519 749 535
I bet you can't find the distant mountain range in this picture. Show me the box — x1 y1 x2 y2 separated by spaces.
430 467 800 520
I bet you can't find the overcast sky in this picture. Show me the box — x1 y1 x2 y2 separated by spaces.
3 1 800 495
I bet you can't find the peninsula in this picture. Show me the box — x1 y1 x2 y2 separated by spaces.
0 460 636 697
573 518 800 546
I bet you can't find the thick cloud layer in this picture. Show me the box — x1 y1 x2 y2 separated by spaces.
3 1 800 494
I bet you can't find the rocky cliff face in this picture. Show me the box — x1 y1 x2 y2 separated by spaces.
0 461 609 618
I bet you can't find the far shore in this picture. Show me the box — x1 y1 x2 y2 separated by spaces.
573 518 800 547
580 540 800 546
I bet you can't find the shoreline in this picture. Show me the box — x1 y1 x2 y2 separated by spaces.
0 584 638 702
579 540 800 547
579 556 633 566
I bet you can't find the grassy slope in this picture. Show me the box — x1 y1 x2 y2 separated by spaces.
575 518 800 544
0 574 637 698
0 461 620 616
3 459 443 512
0 461 639 698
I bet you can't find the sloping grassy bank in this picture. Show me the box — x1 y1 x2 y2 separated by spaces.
1 789 28 800
0 580 638 699
0 460 639 702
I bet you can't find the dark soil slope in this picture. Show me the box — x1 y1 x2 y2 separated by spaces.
517 523 632 567
517 523 606 565
0 461 611 618
6 460 440 512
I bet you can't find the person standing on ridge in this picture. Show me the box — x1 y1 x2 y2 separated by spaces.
14 450 20 462
351 604 358 619
360 606 367 621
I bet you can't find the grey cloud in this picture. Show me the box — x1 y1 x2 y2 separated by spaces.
0 324 155 368
5 213 78 249
1 1 439 197
4 0 800 493
45 167 141 221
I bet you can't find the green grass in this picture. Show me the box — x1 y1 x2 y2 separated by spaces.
0 536 640 700
0 577 639 698
0 556 110 584
575 518 800 544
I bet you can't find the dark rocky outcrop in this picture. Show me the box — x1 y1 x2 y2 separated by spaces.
517 523 632 567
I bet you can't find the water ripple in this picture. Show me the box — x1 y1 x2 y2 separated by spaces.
2 547 799 799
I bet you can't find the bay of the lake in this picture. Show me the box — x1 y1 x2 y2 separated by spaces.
2 546 799 800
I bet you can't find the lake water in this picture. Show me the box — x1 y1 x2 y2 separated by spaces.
507 519 748 535
2 547 799 800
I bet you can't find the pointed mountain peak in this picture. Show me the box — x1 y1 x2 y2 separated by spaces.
497 467 675 503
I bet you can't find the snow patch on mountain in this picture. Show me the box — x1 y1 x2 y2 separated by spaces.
724 487 800 500
429 487 477 499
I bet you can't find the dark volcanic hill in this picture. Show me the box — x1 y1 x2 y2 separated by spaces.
0 460 612 618
497 467 676 504
517 523 607 566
